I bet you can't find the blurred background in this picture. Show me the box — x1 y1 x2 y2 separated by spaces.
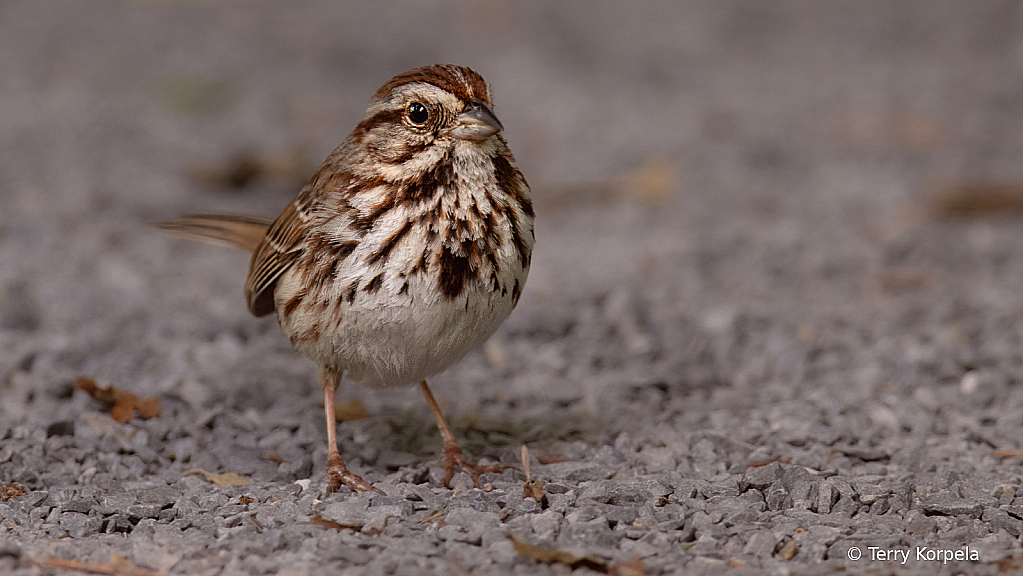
4 0 1023 409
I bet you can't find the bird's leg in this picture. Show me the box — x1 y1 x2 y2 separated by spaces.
419 379 512 487
321 367 380 494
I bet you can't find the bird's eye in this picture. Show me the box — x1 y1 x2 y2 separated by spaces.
406 102 429 125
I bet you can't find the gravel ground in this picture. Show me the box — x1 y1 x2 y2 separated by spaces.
5 1 1023 574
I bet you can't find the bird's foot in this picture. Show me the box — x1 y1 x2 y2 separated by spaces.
325 452 383 495
441 444 514 488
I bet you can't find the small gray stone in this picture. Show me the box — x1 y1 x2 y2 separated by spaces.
566 505 603 523
830 496 859 518
742 462 783 490
1007 504 1023 520
541 462 612 482
446 507 499 532
63 497 97 514
716 496 759 526
743 529 777 556
817 482 837 514
100 492 135 514
700 478 740 499
982 508 1022 537
128 503 163 521
131 518 158 539
765 482 791 511
605 484 654 506
906 510 937 535
18 491 49 508
868 497 890 515
854 483 888 505
606 505 639 526
563 520 621 549
134 485 180 507
368 495 415 517
918 495 984 518
546 492 576 513
103 514 132 533
59 512 102 538
216 504 247 517
529 509 562 541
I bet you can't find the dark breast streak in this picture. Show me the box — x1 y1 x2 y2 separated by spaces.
353 150 530 302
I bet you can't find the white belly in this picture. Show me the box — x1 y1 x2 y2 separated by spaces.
274 257 523 388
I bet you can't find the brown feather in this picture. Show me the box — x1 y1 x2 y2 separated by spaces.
154 214 271 252
244 165 354 317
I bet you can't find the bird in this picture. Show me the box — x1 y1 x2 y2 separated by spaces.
157 64 534 493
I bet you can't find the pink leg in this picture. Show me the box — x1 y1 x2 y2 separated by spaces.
321 368 380 494
419 380 512 487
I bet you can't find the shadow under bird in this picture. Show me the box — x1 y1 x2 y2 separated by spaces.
157 64 535 493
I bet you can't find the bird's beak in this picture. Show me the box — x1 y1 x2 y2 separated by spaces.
448 99 504 141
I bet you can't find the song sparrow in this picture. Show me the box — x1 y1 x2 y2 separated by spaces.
157 64 534 494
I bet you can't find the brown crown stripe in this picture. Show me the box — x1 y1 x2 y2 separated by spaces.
373 64 490 106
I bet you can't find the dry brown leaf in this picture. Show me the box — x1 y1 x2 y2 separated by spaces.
310 513 362 532
74 377 162 423
109 401 135 424
611 557 647 576
998 554 1023 572
136 396 162 419
534 450 571 464
619 157 679 202
826 112 945 149
1 483 28 501
188 148 310 189
508 533 608 572
334 398 369 422
868 268 932 295
185 469 249 487
992 450 1023 459
236 496 254 506
780 539 798 560
931 182 1023 218
24 554 163 576
418 510 448 527
520 445 531 481
523 479 548 508
747 457 792 468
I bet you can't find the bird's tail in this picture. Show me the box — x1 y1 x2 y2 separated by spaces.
154 214 272 252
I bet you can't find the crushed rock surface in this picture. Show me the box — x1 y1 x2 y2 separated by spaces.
4 1 1023 574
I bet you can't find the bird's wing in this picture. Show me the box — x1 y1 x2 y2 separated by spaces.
245 168 355 317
